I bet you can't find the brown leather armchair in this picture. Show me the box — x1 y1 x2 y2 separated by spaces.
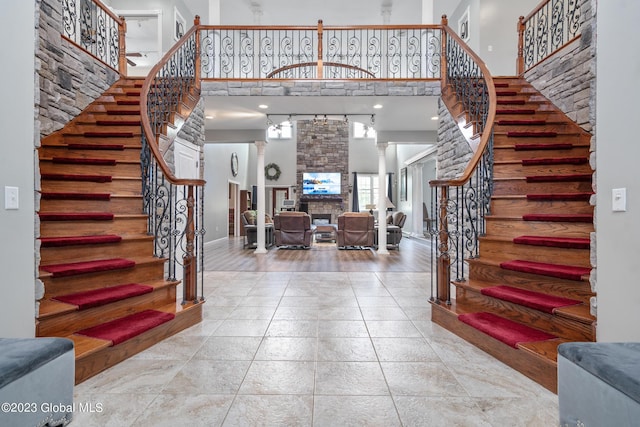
273 212 313 248
336 212 375 249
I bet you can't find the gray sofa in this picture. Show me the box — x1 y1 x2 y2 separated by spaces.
0 338 74 426
558 342 640 426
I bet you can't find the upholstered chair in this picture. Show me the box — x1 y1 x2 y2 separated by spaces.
336 212 375 249
273 212 313 248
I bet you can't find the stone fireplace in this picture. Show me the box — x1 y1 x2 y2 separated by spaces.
296 119 349 219
311 213 333 225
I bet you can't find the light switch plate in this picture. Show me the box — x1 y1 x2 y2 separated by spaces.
612 188 626 212
5 186 19 210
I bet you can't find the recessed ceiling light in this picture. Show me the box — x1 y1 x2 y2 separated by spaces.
373 104 383 109
431 116 439 120
205 115 214 119
258 104 269 109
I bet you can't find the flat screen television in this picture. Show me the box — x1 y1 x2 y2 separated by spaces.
302 172 341 195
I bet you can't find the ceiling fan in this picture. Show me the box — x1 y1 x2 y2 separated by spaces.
125 51 142 67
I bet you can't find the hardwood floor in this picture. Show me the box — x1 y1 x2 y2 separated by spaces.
204 236 434 272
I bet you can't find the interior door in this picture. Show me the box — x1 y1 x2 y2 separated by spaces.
271 188 289 217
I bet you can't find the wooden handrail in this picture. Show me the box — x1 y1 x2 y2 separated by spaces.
522 0 553 23
139 19 205 187
266 61 376 79
93 0 124 25
430 17 497 188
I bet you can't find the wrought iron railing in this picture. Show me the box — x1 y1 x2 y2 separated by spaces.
140 18 205 305
200 21 442 79
61 0 125 73
517 0 583 74
428 17 496 305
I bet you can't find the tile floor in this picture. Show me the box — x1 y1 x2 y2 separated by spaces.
72 271 559 426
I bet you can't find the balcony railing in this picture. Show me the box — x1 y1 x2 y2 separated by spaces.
200 21 442 80
61 0 125 73
517 0 583 74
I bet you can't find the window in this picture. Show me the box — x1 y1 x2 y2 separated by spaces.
353 122 377 139
357 174 379 210
267 122 292 139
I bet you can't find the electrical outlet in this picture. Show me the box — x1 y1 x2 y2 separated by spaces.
5 186 19 210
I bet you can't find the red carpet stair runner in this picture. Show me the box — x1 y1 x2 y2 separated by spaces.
431 77 595 393
37 78 202 384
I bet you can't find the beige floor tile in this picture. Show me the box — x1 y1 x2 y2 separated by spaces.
223 395 313 427
133 394 234 427
317 337 378 362
193 336 262 360
381 362 468 396
255 337 317 361
314 395 401 427
239 361 315 395
372 337 440 362
315 362 389 395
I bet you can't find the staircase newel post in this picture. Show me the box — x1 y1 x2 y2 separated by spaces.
118 16 127 76
183 185 197 303
437 185 451 305
440 15 448 84
317 19 323 79
517 15 525 75
194 15 201 91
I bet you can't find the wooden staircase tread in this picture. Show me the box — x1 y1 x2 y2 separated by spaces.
68 334 112 359
517 339 569 364
38 279 181 320
38 299 78 317
554 304 596 324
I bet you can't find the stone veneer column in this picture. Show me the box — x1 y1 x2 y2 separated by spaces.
255 140 268 254
377 142 389 254
296 120 349 221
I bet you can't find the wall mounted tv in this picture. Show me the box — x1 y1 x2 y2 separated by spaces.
302 172 341 195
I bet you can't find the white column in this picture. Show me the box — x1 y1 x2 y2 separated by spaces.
254 140 268 254
410 163 424 237
208 0 221 24
421 0 434 24
377 142 389 254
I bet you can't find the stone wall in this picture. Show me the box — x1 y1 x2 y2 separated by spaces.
523 0 596 133
523 0 597 314
436 99 473 179
164 98 206 176
36 0 119 139
296 120 349 222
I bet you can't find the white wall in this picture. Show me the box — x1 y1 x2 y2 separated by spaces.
0 2 36 337
596 1 640 341
203 143 250 241
435 0 539 75
220 0 423 25
109 0 199 52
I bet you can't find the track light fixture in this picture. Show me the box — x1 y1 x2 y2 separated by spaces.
265 113 375 127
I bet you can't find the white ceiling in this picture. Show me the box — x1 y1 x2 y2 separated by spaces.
204 95 440 132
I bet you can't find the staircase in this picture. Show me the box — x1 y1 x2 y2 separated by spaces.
431 76 595 393
37 78 203 384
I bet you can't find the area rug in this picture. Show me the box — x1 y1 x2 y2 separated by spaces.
41 258 135 278
458 312 557 348
40 234 122 247
53 283 153 310
75 310 174 345
480 285 581 314
500 259 591 281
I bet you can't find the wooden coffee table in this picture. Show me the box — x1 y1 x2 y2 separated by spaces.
314 224 337 243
